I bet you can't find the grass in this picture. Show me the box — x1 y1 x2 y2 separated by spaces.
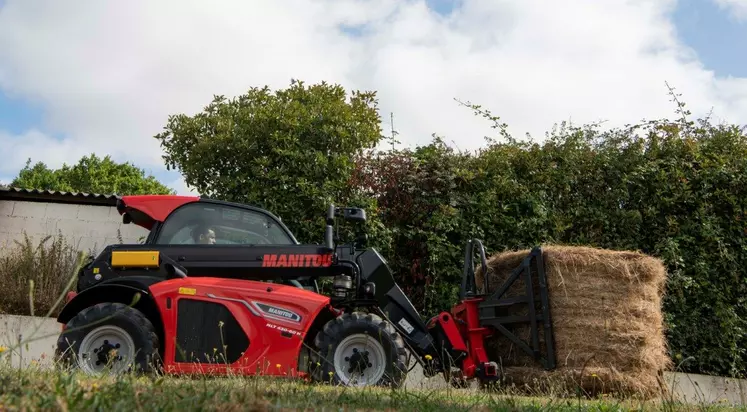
1 363 740 412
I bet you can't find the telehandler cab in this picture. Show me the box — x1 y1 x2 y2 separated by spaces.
55 195 556 388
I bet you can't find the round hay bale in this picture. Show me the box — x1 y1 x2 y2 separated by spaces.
475 245 671 399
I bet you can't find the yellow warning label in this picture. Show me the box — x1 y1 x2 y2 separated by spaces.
178 287 196 295
93 267 100 274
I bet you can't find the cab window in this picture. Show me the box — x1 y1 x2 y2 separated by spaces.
154 202 294 245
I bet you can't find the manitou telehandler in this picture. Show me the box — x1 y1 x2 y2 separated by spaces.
55 195 556 388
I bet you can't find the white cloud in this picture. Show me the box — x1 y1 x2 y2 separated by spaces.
0 0 746 190
0 129 85 176
713 0 747 21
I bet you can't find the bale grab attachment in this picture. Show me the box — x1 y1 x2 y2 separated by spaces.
446 240 557 384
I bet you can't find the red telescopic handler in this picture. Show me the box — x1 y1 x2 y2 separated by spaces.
55 195 556 388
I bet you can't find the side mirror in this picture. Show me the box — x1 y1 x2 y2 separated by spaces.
341 207 366 223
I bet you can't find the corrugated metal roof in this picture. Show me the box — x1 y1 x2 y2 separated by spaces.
0 186 120 205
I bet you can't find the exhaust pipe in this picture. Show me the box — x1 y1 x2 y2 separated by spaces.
325 204 335 249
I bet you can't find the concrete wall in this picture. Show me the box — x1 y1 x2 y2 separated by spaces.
0 314 60 369
0 199 149 255
662 371 747 406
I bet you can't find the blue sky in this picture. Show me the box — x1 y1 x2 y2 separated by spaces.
0 92 43 136
1 0 746 192
674 0 747 78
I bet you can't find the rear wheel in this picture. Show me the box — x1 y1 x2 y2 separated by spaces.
311 312 408 388
56 302 160 375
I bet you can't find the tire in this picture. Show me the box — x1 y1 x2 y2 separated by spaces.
310 312 408 388
55 302 160 375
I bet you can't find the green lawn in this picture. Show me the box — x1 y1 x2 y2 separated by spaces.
0 364 743 411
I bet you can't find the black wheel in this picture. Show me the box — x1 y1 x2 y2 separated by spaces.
56 302 160 375
311 312 408 388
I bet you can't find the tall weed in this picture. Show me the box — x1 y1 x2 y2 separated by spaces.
0 232 81 318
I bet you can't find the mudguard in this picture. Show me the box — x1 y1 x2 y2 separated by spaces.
57 277 162 325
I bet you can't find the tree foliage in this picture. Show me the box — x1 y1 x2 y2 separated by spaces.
155 80 747 378
154 79 389 244
11 154 174 195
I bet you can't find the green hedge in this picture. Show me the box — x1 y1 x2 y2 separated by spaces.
352 115 747 379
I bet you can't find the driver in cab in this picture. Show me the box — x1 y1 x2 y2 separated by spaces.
193 224 217 245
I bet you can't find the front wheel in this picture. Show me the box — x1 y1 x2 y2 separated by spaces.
55 302 160 375
311 312 408 388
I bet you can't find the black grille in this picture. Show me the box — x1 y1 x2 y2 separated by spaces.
174 299 250 364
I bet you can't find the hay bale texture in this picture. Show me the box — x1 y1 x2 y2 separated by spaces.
474 245 671 399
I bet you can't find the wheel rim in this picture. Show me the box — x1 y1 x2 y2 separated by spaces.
332 333 387 386
77 325 136 375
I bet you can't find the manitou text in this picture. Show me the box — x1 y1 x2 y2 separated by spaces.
262 253 333 268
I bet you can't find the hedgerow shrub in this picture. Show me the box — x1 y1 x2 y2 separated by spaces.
353 106 747 378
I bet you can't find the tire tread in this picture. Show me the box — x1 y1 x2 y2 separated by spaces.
310 311 408 388
55 302 160 374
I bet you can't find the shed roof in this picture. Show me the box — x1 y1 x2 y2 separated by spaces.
0 186 120 206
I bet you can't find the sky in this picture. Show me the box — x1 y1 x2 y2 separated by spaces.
1 0 746 195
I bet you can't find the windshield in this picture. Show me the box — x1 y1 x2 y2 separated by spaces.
154 202 295 245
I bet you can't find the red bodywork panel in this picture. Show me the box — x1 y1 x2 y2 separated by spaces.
148 277 332 377
427 313 467 354
118 195 199 229
448 298 498 379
